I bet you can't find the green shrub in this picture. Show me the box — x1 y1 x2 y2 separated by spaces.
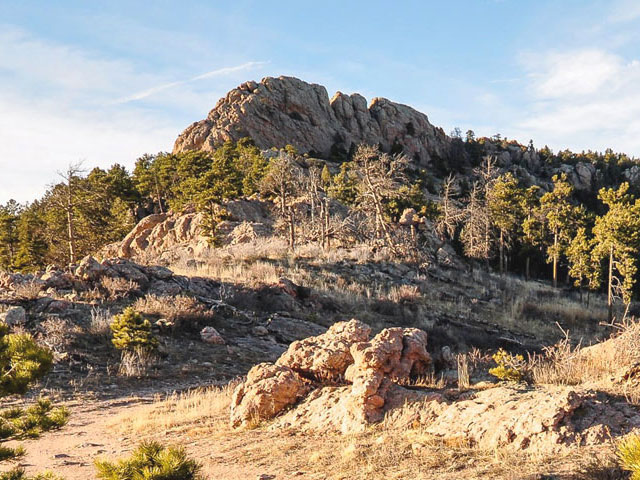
617 433 640 479
0 445 25 462
95 441 203 480
488 348 526 382
0 323 53 396
0 323 65 480
0 398 69 440
110 308 158 352
0 469 63 480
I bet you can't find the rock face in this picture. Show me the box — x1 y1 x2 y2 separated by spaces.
421 385 640 453
230 363 310 428
276 319 371 380
102 199 272 261
230 319 432 432
0 306 26 326
173 76 450 166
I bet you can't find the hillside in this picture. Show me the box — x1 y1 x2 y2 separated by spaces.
2 76 640 479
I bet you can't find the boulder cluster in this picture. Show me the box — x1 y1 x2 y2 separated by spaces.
0 255 220 315
230 319 432 432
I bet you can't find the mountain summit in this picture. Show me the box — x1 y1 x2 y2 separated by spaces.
173 76 450 165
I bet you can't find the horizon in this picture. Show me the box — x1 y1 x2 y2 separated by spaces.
2 0 640 203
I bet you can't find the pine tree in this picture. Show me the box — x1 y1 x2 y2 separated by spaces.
528 174 585 288
488 173 524 274
591 183 640 319
566 227 596 303
0 201 22 270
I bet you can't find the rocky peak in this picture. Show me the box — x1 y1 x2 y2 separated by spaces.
173 75 451 166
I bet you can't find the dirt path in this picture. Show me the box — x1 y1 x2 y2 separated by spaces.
6 396 324 480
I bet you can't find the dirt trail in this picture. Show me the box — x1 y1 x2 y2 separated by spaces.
5 396 324 480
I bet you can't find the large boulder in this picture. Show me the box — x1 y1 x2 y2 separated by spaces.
0 306 26 326
231 320 432 433
173 76 450 167
230 363 310 428
275 319 371 380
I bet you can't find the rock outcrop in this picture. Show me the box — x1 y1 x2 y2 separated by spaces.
101 199 272 261
230 319 432 432
230 363 310 428
173 76 450 166
419 385 640 453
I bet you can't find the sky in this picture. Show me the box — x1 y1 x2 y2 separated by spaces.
2 0 640 203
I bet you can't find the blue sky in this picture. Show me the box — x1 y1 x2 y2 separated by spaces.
2 0 640 202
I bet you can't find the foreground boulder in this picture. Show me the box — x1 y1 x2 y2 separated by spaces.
276 319 371 380
230 364 309 428
230 319 432 432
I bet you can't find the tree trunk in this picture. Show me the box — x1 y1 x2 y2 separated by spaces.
608 246 614 322
552 232 558 288
154 174 164 214
499 230 504 274
324 198 331 249
288 207 295 250
525 256 530 281
66 181 76 265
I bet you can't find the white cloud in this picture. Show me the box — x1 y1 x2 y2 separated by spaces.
0 26 269 203
512 48 640 154
608 0 640 23
115 61 268 104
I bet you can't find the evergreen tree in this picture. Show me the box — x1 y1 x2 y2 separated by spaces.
0 200 22 270
488 173 524 274
527 174 585 287
591 183 640 319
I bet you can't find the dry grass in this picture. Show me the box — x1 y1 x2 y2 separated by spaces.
13 280 43 300
530 318 640 389
118 347 159 377
101 276 138 299
88 307 112 338
109 383 236 436
132 294 213 327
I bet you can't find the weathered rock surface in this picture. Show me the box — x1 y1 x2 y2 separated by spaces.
231 320 432 432
276 319 371 379
0 306 26 326
173 76 450 166
200 326 225 345
101 199 272 261
230 363 310 428
422 386 640 453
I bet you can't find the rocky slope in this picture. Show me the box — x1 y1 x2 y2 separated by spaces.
173 76 451 166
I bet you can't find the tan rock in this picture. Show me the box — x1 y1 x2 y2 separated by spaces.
230 363 310 428
276 319 371 380
173 76 450 167
423 385 640 452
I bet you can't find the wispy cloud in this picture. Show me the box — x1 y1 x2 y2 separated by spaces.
512 47 640 153
607 0 640 23
114 61 268 104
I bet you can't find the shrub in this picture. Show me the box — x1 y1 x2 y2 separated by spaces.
617 433 640 480
110 308 158 352
488 348 526 382
0 323 66 480
94 441 203 480
0 323 53 397
0 398 69 440
110 308 158 377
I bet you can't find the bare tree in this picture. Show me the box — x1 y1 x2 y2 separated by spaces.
54 162 85 265
460 183 492 265
351 144 409 251
260 152 303 249
435 174 463 249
